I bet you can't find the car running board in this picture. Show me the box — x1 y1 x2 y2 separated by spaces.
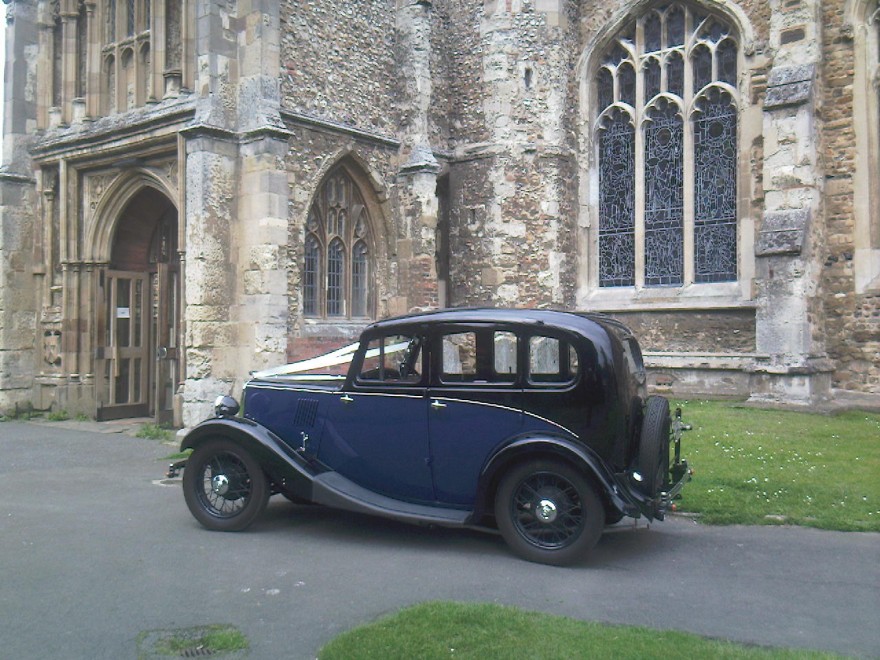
312 471 472 528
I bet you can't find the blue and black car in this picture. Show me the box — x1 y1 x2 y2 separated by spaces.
174 308 690 565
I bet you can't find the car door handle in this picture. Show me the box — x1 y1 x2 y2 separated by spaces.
430 400 446 410
340 394 353 404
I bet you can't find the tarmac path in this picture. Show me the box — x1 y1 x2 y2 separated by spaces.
1 420 878 659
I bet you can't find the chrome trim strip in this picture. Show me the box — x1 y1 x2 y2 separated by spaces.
430 397 578 438
245 386 579 436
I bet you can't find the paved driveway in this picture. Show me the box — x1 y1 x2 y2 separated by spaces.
1 420 878 659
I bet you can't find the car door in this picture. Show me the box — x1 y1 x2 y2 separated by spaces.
318 333 434 502
426 326 524 506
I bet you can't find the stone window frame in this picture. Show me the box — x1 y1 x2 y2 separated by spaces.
102 0 151 112
37 0 192 127
849 0 880 292
576 0 758 312
302 166 377 321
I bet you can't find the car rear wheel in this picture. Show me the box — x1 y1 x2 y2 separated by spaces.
495 460 605 566
183 439 269 531
637 396 671 497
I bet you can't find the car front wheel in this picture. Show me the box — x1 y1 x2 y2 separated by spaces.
495 460 605 566
182 439 269 531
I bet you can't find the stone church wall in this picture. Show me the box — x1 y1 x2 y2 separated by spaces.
2 0 877 422
281 1 399 133
819 1 880 392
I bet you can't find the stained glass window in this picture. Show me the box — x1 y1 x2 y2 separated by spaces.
694 89 737 281
352 243 369 318
644 100 684 285
327 240 344 317
596 3 739 288
303 235 320 316
598 109 636 286
304 168 375 319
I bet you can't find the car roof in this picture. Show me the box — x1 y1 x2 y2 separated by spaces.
363 308 632 341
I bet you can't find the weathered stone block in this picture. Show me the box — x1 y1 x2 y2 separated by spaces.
765 64 815 108
756 209 810 256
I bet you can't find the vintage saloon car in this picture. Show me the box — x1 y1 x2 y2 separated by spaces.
175 308 690 565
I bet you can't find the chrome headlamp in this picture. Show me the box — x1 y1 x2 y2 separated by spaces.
214 395 240 418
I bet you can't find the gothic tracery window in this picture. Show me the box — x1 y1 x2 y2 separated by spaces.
596 3 739 288
303 169 375 319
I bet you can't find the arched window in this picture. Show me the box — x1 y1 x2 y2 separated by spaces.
303 168 375 319
595 4 739 288
121 48 135 110
140 43 152 101
104 55 116 115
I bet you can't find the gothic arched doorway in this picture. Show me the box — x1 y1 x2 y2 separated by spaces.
95 187 180 423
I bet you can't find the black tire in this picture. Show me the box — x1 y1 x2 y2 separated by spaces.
637 396 671 497
183 439 269 531
495 460 605 566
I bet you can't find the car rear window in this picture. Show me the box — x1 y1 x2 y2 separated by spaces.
528 334 579 385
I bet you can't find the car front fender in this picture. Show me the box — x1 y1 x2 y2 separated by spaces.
474 435 640 523
180 417 319 500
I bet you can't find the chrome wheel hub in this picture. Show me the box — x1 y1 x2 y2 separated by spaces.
211 473 230 496
536 499 558 523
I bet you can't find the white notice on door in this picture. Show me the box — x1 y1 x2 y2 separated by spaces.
116 307 131 319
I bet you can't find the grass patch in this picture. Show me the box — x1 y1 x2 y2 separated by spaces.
136 423 174 442
318 601 839 659
138 624 248 658
46 409 71 422
674 401 880 531
162 448 191 461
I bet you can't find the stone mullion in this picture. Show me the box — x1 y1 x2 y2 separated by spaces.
83 2 99 118
180 0 194 93
682 18 696 287
38 17 55 128
634 22 646 289
151 0 167 100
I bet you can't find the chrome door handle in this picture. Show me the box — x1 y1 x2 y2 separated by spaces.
340 394 353 403
431 400 446 410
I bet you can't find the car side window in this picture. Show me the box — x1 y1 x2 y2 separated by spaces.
440 329 518 385
441 332 477 381
528 335 579 385
357 334 422 384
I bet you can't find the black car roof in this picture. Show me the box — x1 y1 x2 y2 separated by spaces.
364 308 631 342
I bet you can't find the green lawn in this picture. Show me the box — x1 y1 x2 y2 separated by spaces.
318 602 840 659
673 401 880 531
